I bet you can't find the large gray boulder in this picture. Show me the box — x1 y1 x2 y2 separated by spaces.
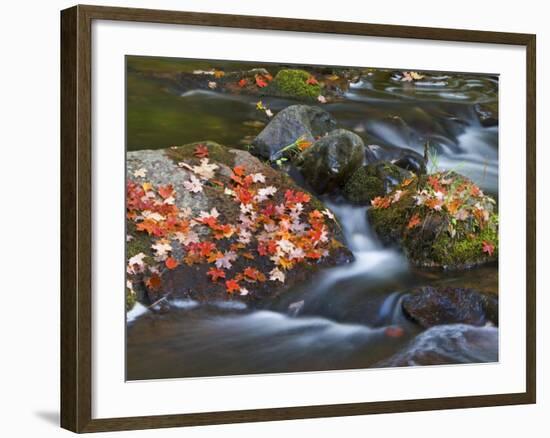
125 141 353 310
251 105 337 160
299 129 364 193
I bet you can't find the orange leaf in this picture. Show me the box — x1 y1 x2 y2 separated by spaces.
207 267 226 282
225 279 240 294
255 74 268 88
165 257 179 270
371 196 391 209
146 274 162 290
238 78 248 88
233 166 246 177
158 184 174 199
407 213 422 229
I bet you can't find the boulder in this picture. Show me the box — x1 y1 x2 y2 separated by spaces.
367 171 498 269
251 105 337 160
300 129 365 194
343 161 413 205
402 286 498 328
126 141 353 310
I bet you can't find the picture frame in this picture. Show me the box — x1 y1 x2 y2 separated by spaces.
60 4 536 433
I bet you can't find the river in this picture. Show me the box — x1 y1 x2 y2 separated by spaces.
126 58 499 380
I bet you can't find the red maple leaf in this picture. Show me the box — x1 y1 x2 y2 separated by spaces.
158 184 174 199
243 267 266 282
306 75 319 85
233 166 246 177
193 144 209 158
225 279 240 294
255 75 268 88
207 267 226 282
482 241 495 256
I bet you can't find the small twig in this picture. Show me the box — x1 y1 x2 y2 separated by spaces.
147 292 172 309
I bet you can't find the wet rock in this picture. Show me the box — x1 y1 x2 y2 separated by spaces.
367 171 498 269
402 286 498 328
126 141 353 308
251 105 337 160
300 129 365 193
366 144 426 175
377 323 499 367
475 102 499 127
343 161 413 205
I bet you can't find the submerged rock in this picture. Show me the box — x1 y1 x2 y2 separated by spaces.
402 286 498 328
300 129 365 194
251 105 337 160
367 171 498 269
377 323 499 367
474 102 498 127
366 144 426 175
343 161 413 205
126 141 353 309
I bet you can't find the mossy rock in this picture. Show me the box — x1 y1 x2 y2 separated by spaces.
300 129 365 193
126 142 354 309
343 162 413 205
368 172 499 269
266 69 322 101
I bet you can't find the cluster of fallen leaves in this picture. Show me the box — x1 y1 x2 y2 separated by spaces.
238 72 273 89
371 171 497 257
127 144 339 297
401 71 425 82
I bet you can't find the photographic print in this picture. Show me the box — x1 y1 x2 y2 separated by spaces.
125 56 499 381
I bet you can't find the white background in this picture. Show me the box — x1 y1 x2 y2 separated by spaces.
0 0 546 437
93 20 526 419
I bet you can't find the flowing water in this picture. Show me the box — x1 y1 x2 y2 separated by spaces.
126 59 499 380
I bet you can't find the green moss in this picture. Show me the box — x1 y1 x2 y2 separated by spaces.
267 69 322 100
429 214 498 267
126 223 155 266
367 172 499 269
343 166 384 204
368 197 412 243
165 141 235 167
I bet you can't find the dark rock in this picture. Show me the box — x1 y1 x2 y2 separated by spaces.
475 102 499 127
343 161 413 205
251 105 337 160
300 129 365 194
377 323 499 367
366 143 426 174
402 286 498 328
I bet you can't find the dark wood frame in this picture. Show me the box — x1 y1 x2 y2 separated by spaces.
61 4 536 433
